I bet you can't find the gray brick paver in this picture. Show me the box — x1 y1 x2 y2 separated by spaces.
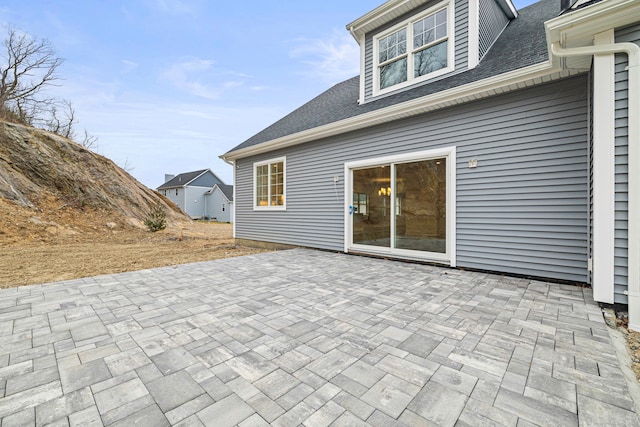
196 393 254 427
93 377 148 415
68 405 102 427
0 381 62 419
0 249 638 427
35 387 94 426
147 370 205 413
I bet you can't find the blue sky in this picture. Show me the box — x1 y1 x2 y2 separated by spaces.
1 0 537 188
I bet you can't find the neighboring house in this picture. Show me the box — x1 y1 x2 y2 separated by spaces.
157 169 233 221
221 0 640 328
205 184 234 223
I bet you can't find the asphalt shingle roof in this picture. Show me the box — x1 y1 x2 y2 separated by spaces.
217 184 234 201
226 0 559 155
157 169 207 189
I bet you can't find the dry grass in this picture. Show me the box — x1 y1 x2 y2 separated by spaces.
0 222 269 288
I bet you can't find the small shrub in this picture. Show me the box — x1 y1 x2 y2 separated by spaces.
144 204 166 232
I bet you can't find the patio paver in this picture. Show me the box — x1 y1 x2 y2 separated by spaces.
0 248 638 426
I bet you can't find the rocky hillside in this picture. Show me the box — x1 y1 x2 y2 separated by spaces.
0 121 188 243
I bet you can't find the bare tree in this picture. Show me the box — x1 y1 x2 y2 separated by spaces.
44 99 75 138
80 129 99 151
120 158 135 173
0 26 63 123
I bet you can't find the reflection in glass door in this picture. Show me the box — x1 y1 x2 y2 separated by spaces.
395 158 446 253
350 156 448 258
352 166 390 248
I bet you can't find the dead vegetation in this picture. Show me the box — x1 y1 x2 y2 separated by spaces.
0 120 268 288
0 219 267 289
0 121 184 225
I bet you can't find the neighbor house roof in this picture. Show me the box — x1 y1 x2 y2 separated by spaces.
157 169 208 189
206 184 234 202
224 0 558 157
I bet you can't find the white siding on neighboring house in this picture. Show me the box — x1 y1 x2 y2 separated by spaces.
158 170 228 219
234 76 589 284
205 187 233 222
183 186 210 219
164 187 184 210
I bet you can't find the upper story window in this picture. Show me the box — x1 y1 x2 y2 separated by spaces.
254 157 286 210
374 1 453 95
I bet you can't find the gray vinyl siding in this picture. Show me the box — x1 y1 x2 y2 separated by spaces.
454 0 469 69
363 0 469 102
613 24 640 303
235 76 589 283
478 0 509 59
191 172 224 188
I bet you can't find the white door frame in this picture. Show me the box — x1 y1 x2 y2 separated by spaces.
344 147 456 266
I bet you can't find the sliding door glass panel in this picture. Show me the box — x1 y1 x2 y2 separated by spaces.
395 158 446 253
352 166 391 247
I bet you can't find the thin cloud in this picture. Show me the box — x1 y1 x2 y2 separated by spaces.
160 58 222 100
151 0 200 15
121 59 138 73
160 58 249 100
290 30 360 85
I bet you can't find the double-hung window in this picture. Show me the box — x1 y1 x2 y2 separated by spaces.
254 157 286 210
375 1 453 94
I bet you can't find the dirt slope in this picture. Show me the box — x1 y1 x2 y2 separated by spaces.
0 120 188 243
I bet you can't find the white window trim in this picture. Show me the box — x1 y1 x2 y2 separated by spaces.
253 156 286 211
468 0 479 69
372 0 455 97
344 147 456 266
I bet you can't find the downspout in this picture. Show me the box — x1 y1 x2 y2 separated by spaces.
551 41 640 330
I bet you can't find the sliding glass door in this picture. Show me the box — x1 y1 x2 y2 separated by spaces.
395 158 446 253
352 166 391 247
347 149 454 263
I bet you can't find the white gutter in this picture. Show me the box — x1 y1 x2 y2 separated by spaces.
551 41 640 331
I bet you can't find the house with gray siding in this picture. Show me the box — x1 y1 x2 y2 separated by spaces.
157 169 232 221
221 0 640 329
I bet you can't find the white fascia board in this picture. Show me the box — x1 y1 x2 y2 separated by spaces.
347 0 429 40
496 0 517 18
222 61 569 162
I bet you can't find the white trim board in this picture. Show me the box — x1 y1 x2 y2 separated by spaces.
343 147 456 266
592 30 616 304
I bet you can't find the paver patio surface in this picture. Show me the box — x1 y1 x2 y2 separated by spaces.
0 248 638 426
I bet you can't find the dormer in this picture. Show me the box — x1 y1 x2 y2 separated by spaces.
347 0 517 103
